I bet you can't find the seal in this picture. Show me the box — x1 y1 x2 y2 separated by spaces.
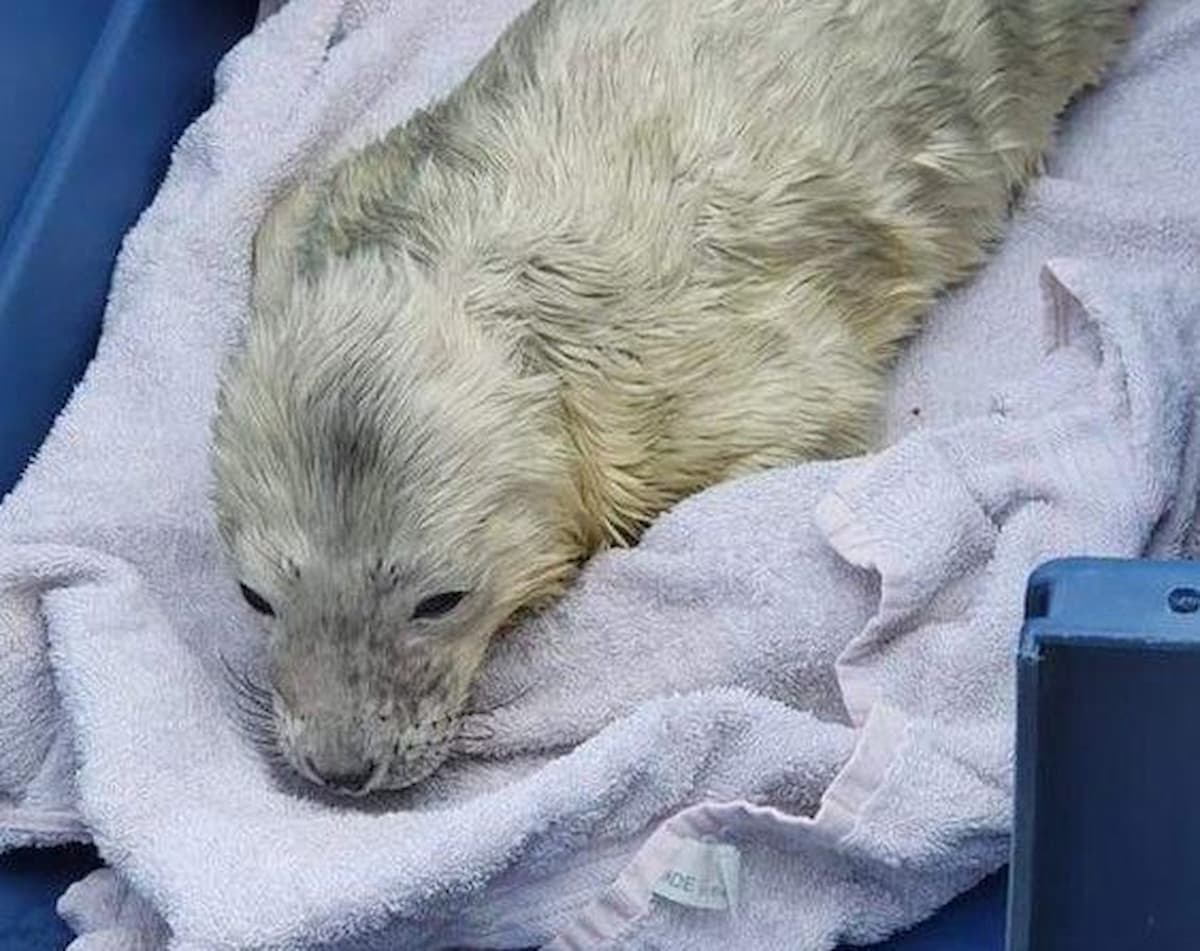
211 0 1135 795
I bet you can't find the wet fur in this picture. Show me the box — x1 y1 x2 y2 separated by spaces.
212 0 1135 792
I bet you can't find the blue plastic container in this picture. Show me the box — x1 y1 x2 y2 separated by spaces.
1009 558 1200 951
0 0 259 497
0 0 257 944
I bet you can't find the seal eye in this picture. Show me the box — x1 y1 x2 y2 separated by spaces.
411 590 467 620
239 583 275 617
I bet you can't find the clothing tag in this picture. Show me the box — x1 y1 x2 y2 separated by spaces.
651 837 741 913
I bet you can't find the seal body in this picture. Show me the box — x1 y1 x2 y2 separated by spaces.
212 0 1135 793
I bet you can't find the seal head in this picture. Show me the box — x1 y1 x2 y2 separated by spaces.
212 194 581 794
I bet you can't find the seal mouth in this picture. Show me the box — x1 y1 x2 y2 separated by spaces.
380 749 452 793
220 653 512 796
300 755 389 797
364 713 499 794
295 720 469 797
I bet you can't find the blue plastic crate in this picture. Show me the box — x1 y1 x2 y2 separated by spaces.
0 0 259 497
1009 558 1200 951
0 0 256 940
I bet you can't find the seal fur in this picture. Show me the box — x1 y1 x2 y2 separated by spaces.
212 0 1135 794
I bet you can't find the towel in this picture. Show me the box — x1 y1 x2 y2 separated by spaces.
1 0 1198 947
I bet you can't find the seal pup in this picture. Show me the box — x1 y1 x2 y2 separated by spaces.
212 0 1136 794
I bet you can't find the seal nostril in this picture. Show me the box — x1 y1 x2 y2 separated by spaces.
312 759 378 794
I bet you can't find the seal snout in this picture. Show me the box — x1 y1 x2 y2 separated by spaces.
304 754 381 795
291 719 389 796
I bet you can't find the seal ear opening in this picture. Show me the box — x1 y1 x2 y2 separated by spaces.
252 183 319 318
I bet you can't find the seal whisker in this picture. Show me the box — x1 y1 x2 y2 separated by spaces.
228 702 282 757
218 651 281 757
218 651 271 698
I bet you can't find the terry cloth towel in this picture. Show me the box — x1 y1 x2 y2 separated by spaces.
2 0 1199 947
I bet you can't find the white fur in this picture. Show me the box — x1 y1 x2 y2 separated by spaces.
212 0 1134 792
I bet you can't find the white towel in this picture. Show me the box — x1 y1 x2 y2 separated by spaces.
1 0 1198 947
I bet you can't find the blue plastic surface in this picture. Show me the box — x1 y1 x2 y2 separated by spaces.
0 847 100 951
858 872 1007 950
0 5 111 242
1009 557 1200 951
0 0 259 498
0 0 255 941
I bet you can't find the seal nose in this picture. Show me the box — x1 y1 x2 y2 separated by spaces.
305 756 378 794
